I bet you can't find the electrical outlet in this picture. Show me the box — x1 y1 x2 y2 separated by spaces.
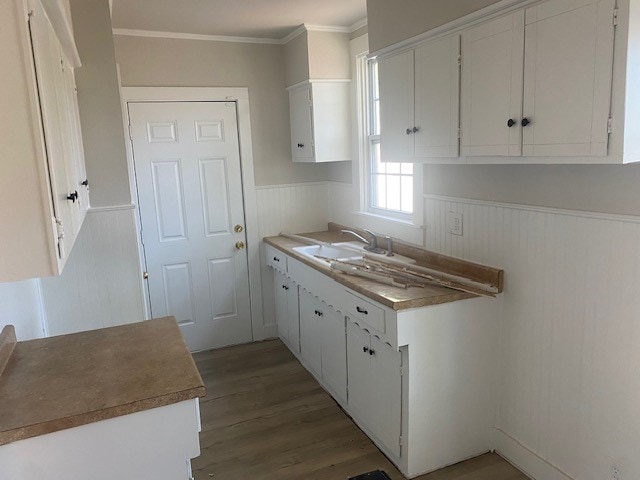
447 211 463 236
611 463 623 480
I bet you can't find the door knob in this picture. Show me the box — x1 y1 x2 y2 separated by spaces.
234 225 244 233
235 241 245 250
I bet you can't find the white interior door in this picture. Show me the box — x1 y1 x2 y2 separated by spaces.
522 0 615 156
461 11 525 156
129 101 252 352
414 34 461 158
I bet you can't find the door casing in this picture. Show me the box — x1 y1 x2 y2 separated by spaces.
120 87 265 341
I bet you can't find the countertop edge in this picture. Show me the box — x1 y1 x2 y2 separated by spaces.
264 236 477 310
0 326 16 377
0 385 206 447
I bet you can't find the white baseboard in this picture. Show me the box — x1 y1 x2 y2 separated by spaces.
494 428 573 480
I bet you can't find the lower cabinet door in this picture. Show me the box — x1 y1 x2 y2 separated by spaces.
286 281 300 353
321 305 347 401
300 290 322 375
347 320 373 428
274 272 289 342
370 335 402 457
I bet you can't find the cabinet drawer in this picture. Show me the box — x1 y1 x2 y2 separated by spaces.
266 245 288 273
345 292 385 334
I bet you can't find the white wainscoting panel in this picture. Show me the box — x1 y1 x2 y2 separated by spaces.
424 194 640 480
0 279 45 340
256 183 330 335
40 207 145 337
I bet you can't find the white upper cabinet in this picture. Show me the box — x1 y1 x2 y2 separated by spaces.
288 81 351 163
0 0 87 282
461 12 525 157
379 35 460 162
521 0 616 156
377 0 638 164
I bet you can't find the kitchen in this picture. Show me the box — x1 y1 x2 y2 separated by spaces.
1 0 639 479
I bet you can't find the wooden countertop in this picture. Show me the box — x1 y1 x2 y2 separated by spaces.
0 317 205 446
264 227 503 310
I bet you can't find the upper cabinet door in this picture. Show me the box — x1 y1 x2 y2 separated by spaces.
289 85 314 161
522 0 615 157
414 35 461 159
461 12 525 156
379 50 415 162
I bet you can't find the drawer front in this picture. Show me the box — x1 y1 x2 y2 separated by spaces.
266 245 288 273
345 292 385 334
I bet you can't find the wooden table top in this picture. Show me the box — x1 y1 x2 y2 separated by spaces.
0 317 205 446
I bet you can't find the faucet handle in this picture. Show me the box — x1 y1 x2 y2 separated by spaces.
385 236 395 257
363 229 378 247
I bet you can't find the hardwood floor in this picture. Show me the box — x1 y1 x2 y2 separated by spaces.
191 340 528 480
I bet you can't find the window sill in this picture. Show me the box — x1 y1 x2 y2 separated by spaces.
353 211 423 230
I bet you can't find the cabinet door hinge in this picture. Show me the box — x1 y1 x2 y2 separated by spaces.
613 8 619 27
400 365 405 377
607 116 613 134
399 435 404 446
457 54 462 67
457 127 462 139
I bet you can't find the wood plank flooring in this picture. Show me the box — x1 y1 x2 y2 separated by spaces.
191 340 528 480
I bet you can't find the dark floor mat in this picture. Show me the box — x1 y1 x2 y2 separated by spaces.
348 471 392 480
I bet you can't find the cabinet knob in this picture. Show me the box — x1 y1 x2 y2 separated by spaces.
369 349 375 356
412 126 419 133
406 128 412 135
81 179 89 187
297 143 305 148
363 346 369 353
273 257 280 262
66 190 78 203
521 118 531 127
356 306 368 315
507 119 516 128
282 285 289 291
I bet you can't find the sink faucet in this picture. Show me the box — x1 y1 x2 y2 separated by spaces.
341 229 386 254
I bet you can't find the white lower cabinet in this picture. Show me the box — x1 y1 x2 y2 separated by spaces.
347 320 402 458
269 248 501 478
274 271 300 352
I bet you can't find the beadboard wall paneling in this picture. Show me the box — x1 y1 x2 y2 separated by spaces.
256 183 331 334
0 280 45 341
423 194 640 480
40 206 145 337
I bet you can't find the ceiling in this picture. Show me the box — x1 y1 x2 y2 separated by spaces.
111 0 367 40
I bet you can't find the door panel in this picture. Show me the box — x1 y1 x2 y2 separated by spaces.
370 335 402 457
461 11 525 156
286 281 300 353
347 320 373 428
130 101 252 351
274 271 289 342
300 290 322 375
379 50 415 162
414 35 461 158
321 305 347 401
522 0 614 156
289 85 314 161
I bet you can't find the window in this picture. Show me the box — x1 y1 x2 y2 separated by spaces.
365 59 414 218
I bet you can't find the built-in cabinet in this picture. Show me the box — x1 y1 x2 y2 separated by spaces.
378 0 637 164
266 243 501 478
380 35 460 162
288 81 351 163
1 0 88 282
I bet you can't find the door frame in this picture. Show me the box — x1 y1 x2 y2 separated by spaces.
119 86 265 342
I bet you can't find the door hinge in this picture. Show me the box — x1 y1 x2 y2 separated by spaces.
55 217 65 240
607 116 613 134
143 271 149 280
613 8 619 26
457 54 462 67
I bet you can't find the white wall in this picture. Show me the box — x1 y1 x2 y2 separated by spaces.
0 281 44 340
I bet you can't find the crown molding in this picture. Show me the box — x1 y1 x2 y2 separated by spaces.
114 18 368 46
112 28 283 45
